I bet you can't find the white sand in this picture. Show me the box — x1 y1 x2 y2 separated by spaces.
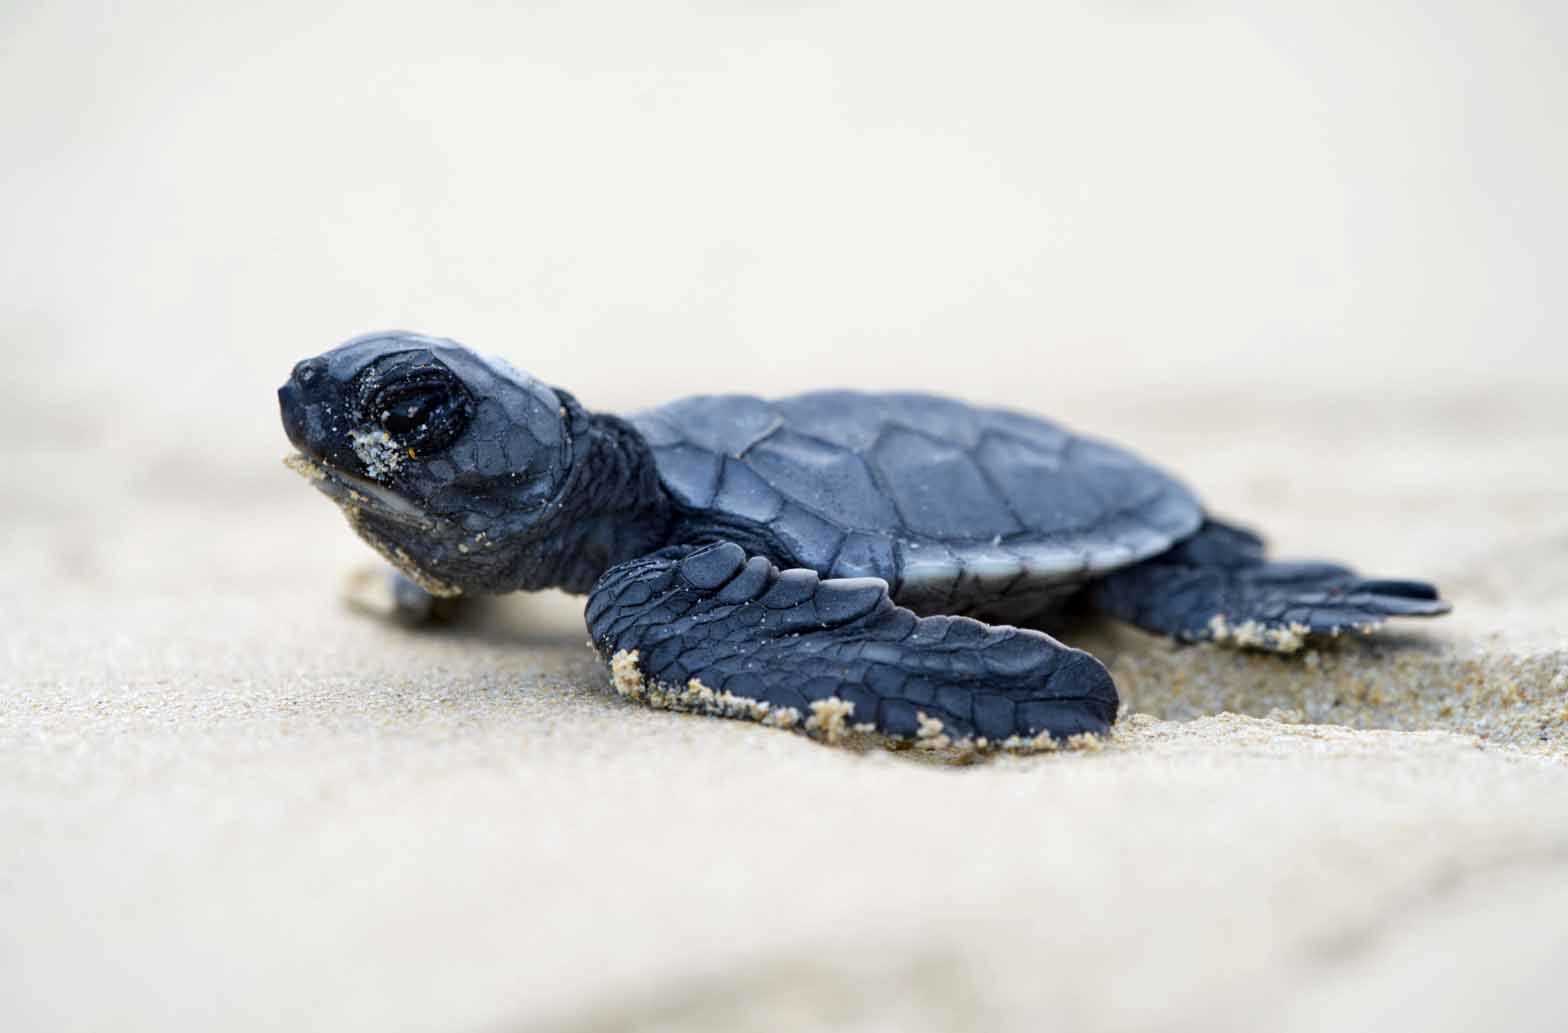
4 4 1568 1031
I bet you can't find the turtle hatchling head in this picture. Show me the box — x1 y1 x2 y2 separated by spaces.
279 331 575 596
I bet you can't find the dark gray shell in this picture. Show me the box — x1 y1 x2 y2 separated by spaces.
631 391 1203 617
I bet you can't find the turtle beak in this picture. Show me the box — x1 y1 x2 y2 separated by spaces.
278 380 308 451
278 357 325 454
281 452 437 530
278 357 359 470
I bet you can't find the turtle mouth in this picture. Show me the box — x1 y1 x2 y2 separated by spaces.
283 452 438 530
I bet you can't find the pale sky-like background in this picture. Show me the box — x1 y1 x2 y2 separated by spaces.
4 1 1563 427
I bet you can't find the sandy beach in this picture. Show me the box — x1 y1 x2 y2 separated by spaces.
5 3 1566 1030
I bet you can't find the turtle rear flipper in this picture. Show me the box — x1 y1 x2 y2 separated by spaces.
1088 520 1451 652
586 542 1118 745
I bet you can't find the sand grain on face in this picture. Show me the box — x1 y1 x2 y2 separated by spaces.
348 427 403 480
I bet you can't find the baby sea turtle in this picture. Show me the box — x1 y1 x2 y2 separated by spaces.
279 332 1449 748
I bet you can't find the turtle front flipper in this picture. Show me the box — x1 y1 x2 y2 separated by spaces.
1088 519 1451 652
341 564 470 625
586 542 1118 746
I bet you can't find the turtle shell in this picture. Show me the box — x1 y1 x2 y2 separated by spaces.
630 391 1203 619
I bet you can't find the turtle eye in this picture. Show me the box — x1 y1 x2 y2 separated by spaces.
381 386 445 436
372 374 471 454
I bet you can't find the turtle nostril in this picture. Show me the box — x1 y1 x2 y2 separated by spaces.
292 358 326 387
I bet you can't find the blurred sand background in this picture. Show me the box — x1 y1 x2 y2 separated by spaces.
3 2 1566 1030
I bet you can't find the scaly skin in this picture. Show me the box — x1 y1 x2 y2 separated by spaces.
1090 521 1450 652
586 542 1118 743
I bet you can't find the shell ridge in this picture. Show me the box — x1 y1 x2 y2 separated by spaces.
733 414 785 459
